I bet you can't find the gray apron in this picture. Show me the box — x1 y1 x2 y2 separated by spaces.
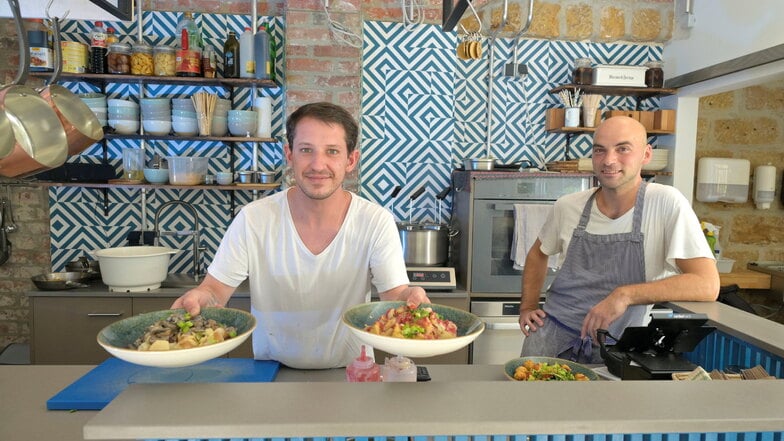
521 182 649 364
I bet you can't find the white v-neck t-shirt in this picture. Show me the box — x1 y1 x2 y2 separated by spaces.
208 189 409 369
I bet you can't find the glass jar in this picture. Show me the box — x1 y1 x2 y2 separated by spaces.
130 43 154 75
106 42 131 74
573 58 593 85
645 60 664 88
153 45 176 76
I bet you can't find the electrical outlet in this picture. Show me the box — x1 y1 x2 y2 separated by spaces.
504 63 528 78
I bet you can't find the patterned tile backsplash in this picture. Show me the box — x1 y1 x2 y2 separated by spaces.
50 18 663 277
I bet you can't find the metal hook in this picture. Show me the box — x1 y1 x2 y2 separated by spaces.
45 0 70 21
465 0 482 34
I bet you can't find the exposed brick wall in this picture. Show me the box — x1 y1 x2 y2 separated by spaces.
694 81 784 269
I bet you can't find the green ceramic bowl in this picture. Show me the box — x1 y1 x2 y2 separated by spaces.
342 301 484 358
97 307 256 368
504 356 599 381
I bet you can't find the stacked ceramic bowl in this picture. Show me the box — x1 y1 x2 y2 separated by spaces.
140 98 172 136
211 98 231 136
79 93 107 127
227 109 257 137
171 98 198 136
642 149 669 171
107 99 140 135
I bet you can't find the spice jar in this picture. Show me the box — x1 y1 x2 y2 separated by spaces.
153 45 176 76
573 58 593 85
107 42 131 74
645 60 664 88
130 43 154 75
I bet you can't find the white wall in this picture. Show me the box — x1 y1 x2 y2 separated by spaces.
665 0 784 79
663 0 784 202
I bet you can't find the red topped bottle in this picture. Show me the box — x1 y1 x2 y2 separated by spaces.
89 21 108 73
345 345 381 382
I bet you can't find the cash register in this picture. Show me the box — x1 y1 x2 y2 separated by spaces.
598 311 716 380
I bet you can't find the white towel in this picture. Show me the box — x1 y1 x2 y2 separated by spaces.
511 204 559 270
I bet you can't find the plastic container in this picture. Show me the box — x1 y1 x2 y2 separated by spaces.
253 24 271 80
696 158 750 203
107 42 131 74
381 355 416 382
239 27 255 78
131 43 154 75
153 45 176 76
345 345 381 382
168 156 209 186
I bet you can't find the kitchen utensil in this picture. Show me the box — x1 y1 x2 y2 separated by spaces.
64 256 100 279
435 186 451 225
97 307 256 368
36 17 103 155
463 157 495 171
0 0 69 178
407 186 425 223
0 198 11 265
92 246 178 292
122 148 144 180
31 271 91 290
342 301 484 358
389 185 401 215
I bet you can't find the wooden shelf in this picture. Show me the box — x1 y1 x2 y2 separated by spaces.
546 126 674 136
550 84 677 99
30 72 278 89
36 182 280 191
103 133 276 143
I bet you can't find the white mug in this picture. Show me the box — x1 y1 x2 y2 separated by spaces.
564 107 580 128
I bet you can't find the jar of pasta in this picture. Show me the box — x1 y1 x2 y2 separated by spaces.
107 42 131 74
130 43 153 75
153 45 176 76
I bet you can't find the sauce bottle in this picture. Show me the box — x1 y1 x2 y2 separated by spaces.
345 345 381 382
381 355 417 382
223 31 240 78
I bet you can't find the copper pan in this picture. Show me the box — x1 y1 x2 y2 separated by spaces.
0 0 68 178
37 17 103 155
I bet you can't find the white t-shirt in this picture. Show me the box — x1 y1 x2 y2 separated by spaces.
538 183 715 282
208 190 409 369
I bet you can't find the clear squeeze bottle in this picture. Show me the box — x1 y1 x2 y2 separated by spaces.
345 345 381 382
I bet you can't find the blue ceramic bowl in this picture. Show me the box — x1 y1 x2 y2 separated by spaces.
97 307 256 368
342 301 484 358
143 168 169 184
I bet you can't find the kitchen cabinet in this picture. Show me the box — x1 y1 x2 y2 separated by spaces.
30 294 253 364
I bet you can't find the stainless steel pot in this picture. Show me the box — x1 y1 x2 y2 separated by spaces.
463 157 495 171
398 222 456 266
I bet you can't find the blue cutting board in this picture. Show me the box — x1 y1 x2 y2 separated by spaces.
47 357 280 410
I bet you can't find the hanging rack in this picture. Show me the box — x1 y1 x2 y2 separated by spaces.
483 0 508 159
509 0 534 75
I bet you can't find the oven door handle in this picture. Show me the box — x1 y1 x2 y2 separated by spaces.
483 321 521 330
492 203 516 211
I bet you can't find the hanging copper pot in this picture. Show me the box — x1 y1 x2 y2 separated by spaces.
0 0 69 178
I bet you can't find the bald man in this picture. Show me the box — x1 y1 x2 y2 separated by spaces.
518 116 719 363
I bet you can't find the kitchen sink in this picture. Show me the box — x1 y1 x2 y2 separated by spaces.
160 274 203 289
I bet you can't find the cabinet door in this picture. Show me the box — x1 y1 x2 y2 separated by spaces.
31 297 132 364
226 297 253 358
133 297 177 314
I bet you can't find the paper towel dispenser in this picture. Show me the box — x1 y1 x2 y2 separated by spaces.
696 158 750 203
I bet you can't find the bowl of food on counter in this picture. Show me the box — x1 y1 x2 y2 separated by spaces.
97 307 256 368
504 356 598 381
342 301 484 358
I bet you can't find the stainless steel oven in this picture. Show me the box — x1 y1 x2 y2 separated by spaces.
452 172 594 295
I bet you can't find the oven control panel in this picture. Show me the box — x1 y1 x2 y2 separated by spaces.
406 267 456 290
